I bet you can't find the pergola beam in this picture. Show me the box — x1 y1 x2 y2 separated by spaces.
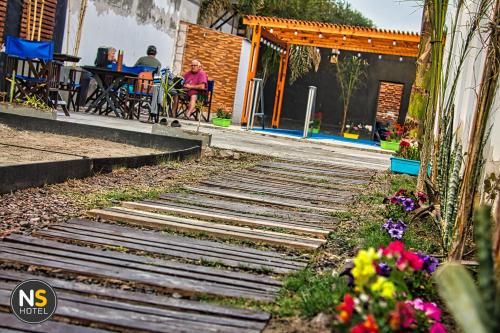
240 15 421 127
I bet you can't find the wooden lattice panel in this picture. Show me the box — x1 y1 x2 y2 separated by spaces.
20 0 58 41
0 0 7 43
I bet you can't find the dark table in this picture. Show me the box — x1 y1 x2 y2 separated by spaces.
81 66 137 117
54 53 81 63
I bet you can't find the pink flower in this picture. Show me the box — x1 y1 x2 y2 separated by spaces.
429 323 447 333
423 302 442 321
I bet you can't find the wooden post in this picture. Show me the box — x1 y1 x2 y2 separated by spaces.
37 0 46 41
73 0 89 57
31 0 38 41
66 0 71 54
271 44 290 128
241 25 261 125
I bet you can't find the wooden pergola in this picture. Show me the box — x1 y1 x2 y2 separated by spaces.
241 15 421 128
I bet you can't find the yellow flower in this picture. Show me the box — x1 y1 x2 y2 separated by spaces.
352 248 380 287
371 276 395 299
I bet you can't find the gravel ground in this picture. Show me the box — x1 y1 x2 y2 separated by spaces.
0 149 266 237
0 124 163 166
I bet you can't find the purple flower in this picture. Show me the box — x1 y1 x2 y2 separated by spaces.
418 254 439 273
389 228 404 240
402 198 416 212
376 262 391 277
382 219 408 240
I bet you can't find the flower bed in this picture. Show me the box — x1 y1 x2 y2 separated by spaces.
212 117 231 127
380 140 400 151
331 187 446 332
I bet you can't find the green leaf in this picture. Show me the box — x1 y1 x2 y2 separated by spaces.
434 263 490 333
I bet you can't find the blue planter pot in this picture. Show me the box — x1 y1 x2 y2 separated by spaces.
390 157 430 176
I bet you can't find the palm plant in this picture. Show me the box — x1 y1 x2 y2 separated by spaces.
334 56 368 134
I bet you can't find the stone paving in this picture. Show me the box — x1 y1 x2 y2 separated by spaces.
57 112 391 171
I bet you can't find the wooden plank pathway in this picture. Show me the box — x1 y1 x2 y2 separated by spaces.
0 157 376 332
121 201 332 237
158 193 336 224
0 271 269 333
33 218 306 273
1 234 281 301
88 207 326 250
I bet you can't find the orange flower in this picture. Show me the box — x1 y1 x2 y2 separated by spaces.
351 315 379 333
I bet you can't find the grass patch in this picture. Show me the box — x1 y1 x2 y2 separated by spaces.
329 211 354 221
274 269 348 317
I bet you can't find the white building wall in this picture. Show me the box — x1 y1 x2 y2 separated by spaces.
445 0 500 196
63 0 200 69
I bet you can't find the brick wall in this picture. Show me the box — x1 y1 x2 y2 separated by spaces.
376 82 404 124
181 23 243 114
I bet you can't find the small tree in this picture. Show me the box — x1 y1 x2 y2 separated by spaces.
335 56 368 134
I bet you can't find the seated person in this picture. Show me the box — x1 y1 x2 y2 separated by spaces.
135 45 161 74
182 59 208 118
95 46 116 67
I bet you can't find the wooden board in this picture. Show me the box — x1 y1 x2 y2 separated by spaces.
0 311 114 333
258 161 374 180
0 270 270 322
32 219 306 273
159 193 335 224
19 0 58 41
199 180 350 203
88 208 326 250
229 170 365 190
122 201 331 237
0 235 281 302
185 186 343 213
0 285 264 333
249 166 369 185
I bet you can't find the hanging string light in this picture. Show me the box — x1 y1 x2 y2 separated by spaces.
392 41 397 46
378 55 382 60
342 35 347 41
368 38 372 43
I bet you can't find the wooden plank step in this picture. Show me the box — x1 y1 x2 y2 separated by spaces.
4 235 282 288
274 158 378 173
122 201 331 238
88 208 326 250
259 162 374 180
0 287 263 333
199 180 350 203
229 170 363 190
249 166 369 185
185 186 343 213
0 312 114 333
159 193 335 224
0 270 270 322
33 221 306 273
203 176 352 197
265 160 376 178
1 236 280 302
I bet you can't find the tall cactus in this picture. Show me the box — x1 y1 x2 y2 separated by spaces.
435 205 499 333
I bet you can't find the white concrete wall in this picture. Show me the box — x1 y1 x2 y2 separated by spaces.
63 0 200 69
232 39 250 124
444 0 500 198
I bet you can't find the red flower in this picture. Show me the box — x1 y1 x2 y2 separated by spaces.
399 140 410 147
351 315 379 333
336 293 355 323
389 302 415 330
381 241 405 257
397 250 424 271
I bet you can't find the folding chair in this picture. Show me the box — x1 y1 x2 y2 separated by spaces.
176 80 214 122
124 71 155 120
4 36 67 114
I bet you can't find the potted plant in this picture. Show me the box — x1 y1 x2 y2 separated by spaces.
390 139 429 176
381 123 406 151
343 123 362 139
212 106 232 127
310 118 321 134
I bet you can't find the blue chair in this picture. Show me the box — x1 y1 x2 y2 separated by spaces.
4 36 65 113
